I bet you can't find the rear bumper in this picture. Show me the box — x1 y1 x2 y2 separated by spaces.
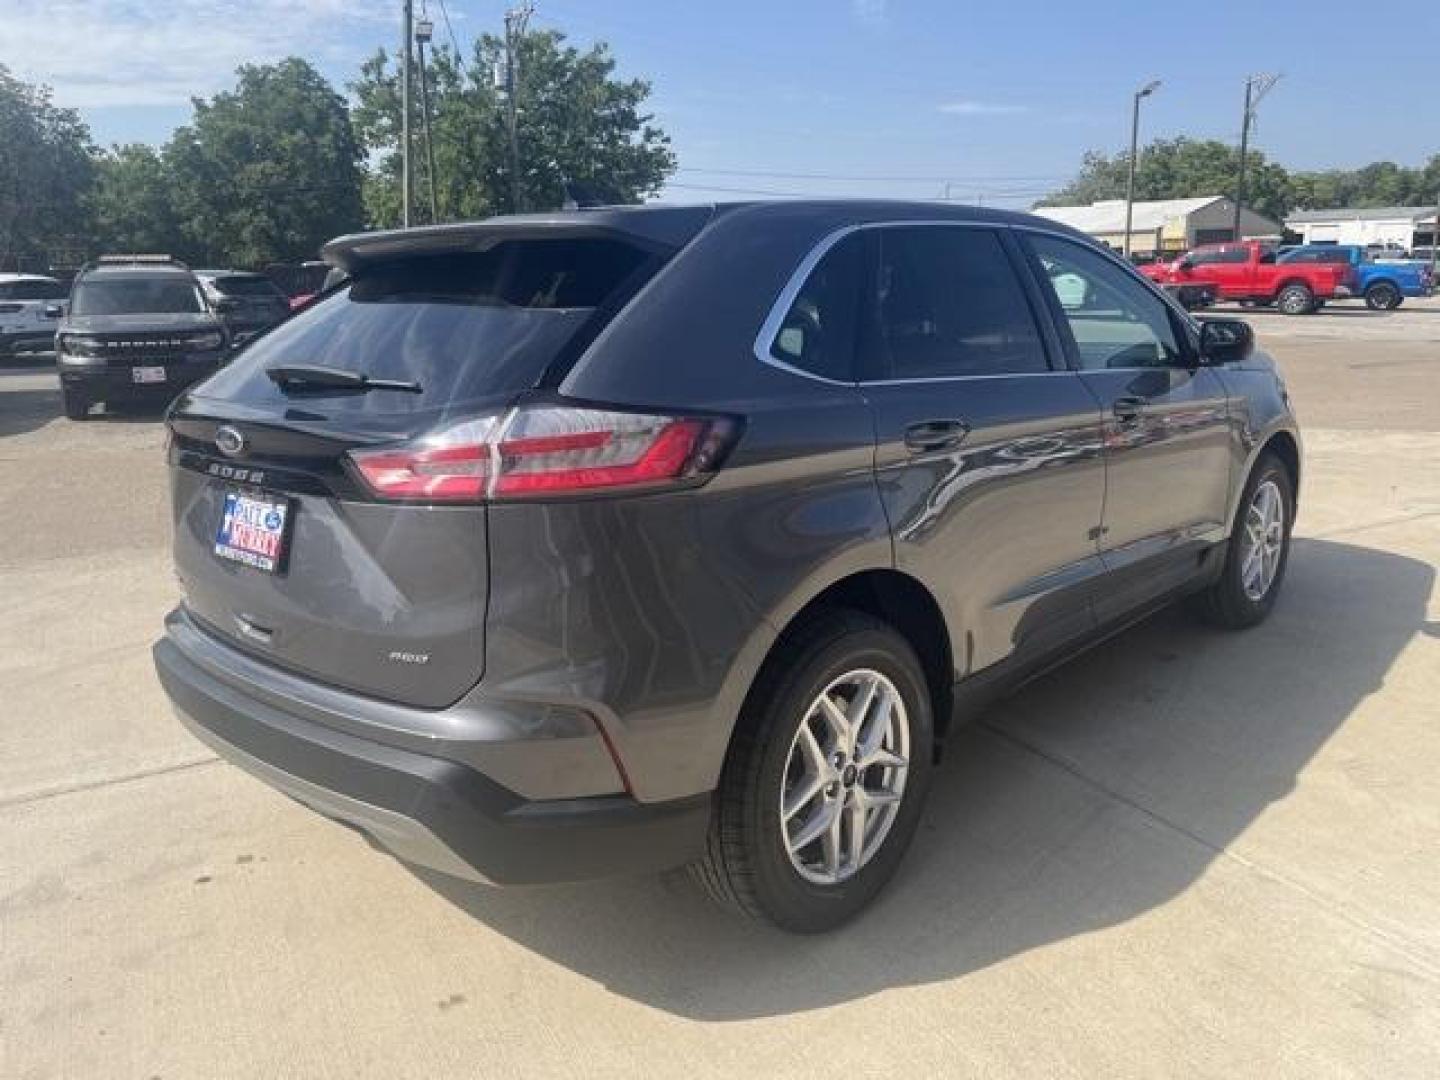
152 618 711 885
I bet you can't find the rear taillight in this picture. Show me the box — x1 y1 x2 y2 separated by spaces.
348 405 731 503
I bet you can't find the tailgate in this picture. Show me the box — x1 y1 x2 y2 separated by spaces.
168 416 489 709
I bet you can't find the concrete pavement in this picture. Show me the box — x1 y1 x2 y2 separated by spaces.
2 304 1437 1078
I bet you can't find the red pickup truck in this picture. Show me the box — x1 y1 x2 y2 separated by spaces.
1141 240 1355 315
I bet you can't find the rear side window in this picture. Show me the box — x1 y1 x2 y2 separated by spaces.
195 239 653 418
867 227 1047 379
0 279 66 301
768 233 864 381
211 275 285 298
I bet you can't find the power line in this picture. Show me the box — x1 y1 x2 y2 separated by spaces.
434 0 464 59
663 181 1047 202
674 166 1067 184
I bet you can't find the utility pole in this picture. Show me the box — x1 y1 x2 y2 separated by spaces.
1233 73 1280 241
1123 79 1162 259
401 0 413 227
416 13 440 224
503 2 534 214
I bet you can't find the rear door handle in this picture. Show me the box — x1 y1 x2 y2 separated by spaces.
904 418 970 453
1111 396 1146 424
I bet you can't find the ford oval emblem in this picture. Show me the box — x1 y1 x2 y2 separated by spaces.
215 425 246 457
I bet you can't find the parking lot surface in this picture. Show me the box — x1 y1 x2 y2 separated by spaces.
3 299 1439 1078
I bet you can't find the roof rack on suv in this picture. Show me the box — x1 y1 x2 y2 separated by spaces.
83 254 189 271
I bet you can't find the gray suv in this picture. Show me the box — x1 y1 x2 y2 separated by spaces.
57 256 230 419
152 203 1300 931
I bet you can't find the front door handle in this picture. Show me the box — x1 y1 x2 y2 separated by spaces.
904 418 970 453
1111 396 1146 424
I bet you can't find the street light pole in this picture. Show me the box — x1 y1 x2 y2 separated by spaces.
1123 80 1161 259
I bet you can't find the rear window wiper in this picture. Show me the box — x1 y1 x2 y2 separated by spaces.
265 363 422 394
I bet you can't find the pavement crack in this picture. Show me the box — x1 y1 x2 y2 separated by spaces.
0 756 220 810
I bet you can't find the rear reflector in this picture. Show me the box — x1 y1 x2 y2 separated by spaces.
349 405 727 502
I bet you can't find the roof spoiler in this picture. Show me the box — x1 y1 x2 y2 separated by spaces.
320 206 717 275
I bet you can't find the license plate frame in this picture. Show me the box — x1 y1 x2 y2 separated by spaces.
213 489 292 574
132 365 167 384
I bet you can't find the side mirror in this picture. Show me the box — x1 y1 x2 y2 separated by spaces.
1178 258 1194 271
43 303 64 318
1198 318 1254 365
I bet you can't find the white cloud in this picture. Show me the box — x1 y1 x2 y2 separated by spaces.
0 0 391 111
938 100 1030 116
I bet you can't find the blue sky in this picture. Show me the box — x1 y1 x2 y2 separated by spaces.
4 0 1435 207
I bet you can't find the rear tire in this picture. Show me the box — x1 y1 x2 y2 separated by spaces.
1364 282 1401 310
692 610 934 932
62 389 90 421
1191 453 1293 629
1276 283 1314 315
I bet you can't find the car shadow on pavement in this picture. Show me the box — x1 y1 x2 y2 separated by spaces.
415 537 1431 1021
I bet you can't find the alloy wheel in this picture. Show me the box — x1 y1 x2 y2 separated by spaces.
1240 478 1285 601
779 669 910 885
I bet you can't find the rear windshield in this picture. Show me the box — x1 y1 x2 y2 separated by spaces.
193 238 653 419
211 275 285 298
71 276 206 316
0 279 67 301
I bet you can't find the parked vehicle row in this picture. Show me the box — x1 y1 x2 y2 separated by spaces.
151 202 1301 932
1141 240 1354 314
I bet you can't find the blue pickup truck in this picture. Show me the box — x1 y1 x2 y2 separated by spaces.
1277 244 1434 310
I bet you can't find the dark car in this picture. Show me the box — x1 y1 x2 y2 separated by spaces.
56 256 230 420
152 203 1300 932
195 270 291 345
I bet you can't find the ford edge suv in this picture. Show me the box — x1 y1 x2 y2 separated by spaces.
152 202 1300 932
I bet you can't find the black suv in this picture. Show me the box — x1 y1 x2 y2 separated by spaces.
153 203 1299 931
56 256 230 419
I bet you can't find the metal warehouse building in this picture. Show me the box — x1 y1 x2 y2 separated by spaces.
1032 196 1281 257
1284 206 1438 250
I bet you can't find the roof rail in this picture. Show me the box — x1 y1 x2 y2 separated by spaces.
81 254 189 273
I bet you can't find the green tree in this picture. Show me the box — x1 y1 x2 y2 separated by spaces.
1288 157 1439 209
86 144 183 255
165 58 365 267
351 29 675 227
1040 137 1294 221
0 65 95 268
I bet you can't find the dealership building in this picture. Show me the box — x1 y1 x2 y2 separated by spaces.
1032 196 1282 256
1284 206 1438 250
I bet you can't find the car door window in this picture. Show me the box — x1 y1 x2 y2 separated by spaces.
866 226 1047 380
1028 234 1187 370
767 232 864 382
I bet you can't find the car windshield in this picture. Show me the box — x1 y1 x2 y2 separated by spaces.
71 276 206 316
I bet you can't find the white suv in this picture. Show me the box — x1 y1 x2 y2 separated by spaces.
0 273 68 358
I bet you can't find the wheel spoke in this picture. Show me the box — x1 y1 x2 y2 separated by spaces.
789 799 837 852
783 770 825 822
814 693 850 750
844 793 866 871
857 745 906 772
820 800 845 879
795 720 827 778
845 676 881 754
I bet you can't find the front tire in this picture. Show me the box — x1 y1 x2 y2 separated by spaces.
1191 453 1294 629
1277 283 1315 315
1364 282 1401 310
692 610 934 932
62 389 90 421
